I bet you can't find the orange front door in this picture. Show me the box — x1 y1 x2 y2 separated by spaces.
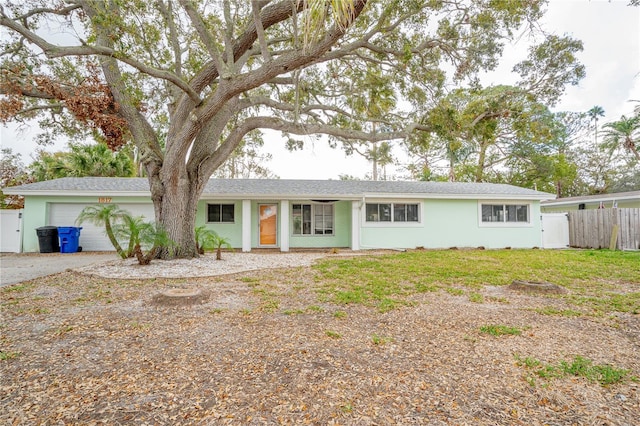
259 204 277 246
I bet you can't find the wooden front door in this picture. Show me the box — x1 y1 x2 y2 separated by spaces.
259 204 277 246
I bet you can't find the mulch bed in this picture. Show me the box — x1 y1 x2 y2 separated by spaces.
1 266 639 425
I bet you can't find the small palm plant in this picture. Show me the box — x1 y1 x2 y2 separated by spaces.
113 214 147 258
195 226 232 260
210 233 233 260
195 225 216 255
133 222 174 265
76 204 130 258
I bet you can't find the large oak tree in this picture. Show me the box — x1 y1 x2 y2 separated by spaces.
2 0 555 258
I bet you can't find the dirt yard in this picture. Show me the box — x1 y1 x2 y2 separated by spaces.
1 253 638 425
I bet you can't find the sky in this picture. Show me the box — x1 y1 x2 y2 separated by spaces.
1 0 639 180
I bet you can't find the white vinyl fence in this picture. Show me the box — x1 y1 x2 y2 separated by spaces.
0 209 22 253
541 213 569 249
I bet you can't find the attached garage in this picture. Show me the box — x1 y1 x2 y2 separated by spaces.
48 203 155 251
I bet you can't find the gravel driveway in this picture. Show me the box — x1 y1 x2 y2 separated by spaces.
0 252 116 287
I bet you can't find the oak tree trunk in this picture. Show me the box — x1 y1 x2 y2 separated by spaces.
150 172 203 259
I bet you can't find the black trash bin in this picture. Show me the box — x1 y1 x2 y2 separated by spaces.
36 226 60 253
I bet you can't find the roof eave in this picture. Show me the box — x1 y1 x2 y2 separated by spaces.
200 192 362 200
363 193 551 201
2 189 151 197
542 194 640 206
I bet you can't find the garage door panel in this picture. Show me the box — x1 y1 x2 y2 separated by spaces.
48 203 155 252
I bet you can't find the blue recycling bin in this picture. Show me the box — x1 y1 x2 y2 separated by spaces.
57 226 82 253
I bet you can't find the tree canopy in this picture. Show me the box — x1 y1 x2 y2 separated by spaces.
29 142 135 181
0 0 587 257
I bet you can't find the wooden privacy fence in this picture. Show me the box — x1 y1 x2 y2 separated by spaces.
568 208 640 250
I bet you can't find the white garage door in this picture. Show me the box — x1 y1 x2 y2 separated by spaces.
49 203 155 251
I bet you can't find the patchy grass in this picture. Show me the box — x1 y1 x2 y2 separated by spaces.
325 330 342 339
445 287 465 296
479 324 522 336
371 334 393 345
515 354 634 386
2 284 32 293
313 250 639 313
468 292 484 303
568 293 640 315
0 351 21 361
333 310 347 319
533 307 583 317
1 250 639 425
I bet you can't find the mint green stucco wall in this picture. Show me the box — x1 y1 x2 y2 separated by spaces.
244 200 351 249
21 195 154 253
288 201 351 248
196 200 243 248
20 195 543 252
359 199 542 249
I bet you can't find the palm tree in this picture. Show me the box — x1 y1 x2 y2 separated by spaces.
195 225 216 255
587 106 605 144
76 204 130 258
67 143 135 177
29 143 135 181
209 233 233 261
602 115 640 162
133 222 174 265
195 226 232 259
113 214 147 258
367 142 394 180
29 151 68 181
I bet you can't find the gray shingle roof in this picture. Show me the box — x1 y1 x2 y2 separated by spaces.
3 177 554 200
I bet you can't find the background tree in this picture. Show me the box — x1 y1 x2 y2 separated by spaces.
403 31 585 185
339 64 397 180
29 143 135 181
601 115 640 162
0 148 33 208
1 0 575 258
587 105 605 144
411 86 573 183
212 131 278 179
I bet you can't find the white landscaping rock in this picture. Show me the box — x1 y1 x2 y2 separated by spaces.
76 252 329 279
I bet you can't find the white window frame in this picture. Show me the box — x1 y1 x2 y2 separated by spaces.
478 201 532 227
363 200 423 227
207 203 236 224
291 203 335 236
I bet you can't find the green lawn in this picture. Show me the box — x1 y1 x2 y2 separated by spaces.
313 249 640 313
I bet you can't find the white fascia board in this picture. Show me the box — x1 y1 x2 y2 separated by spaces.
200 193 361 201
362 192 553 201
543 194 639 206
154 192 552 201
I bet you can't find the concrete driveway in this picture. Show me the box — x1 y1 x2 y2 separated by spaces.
0 252 117 287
